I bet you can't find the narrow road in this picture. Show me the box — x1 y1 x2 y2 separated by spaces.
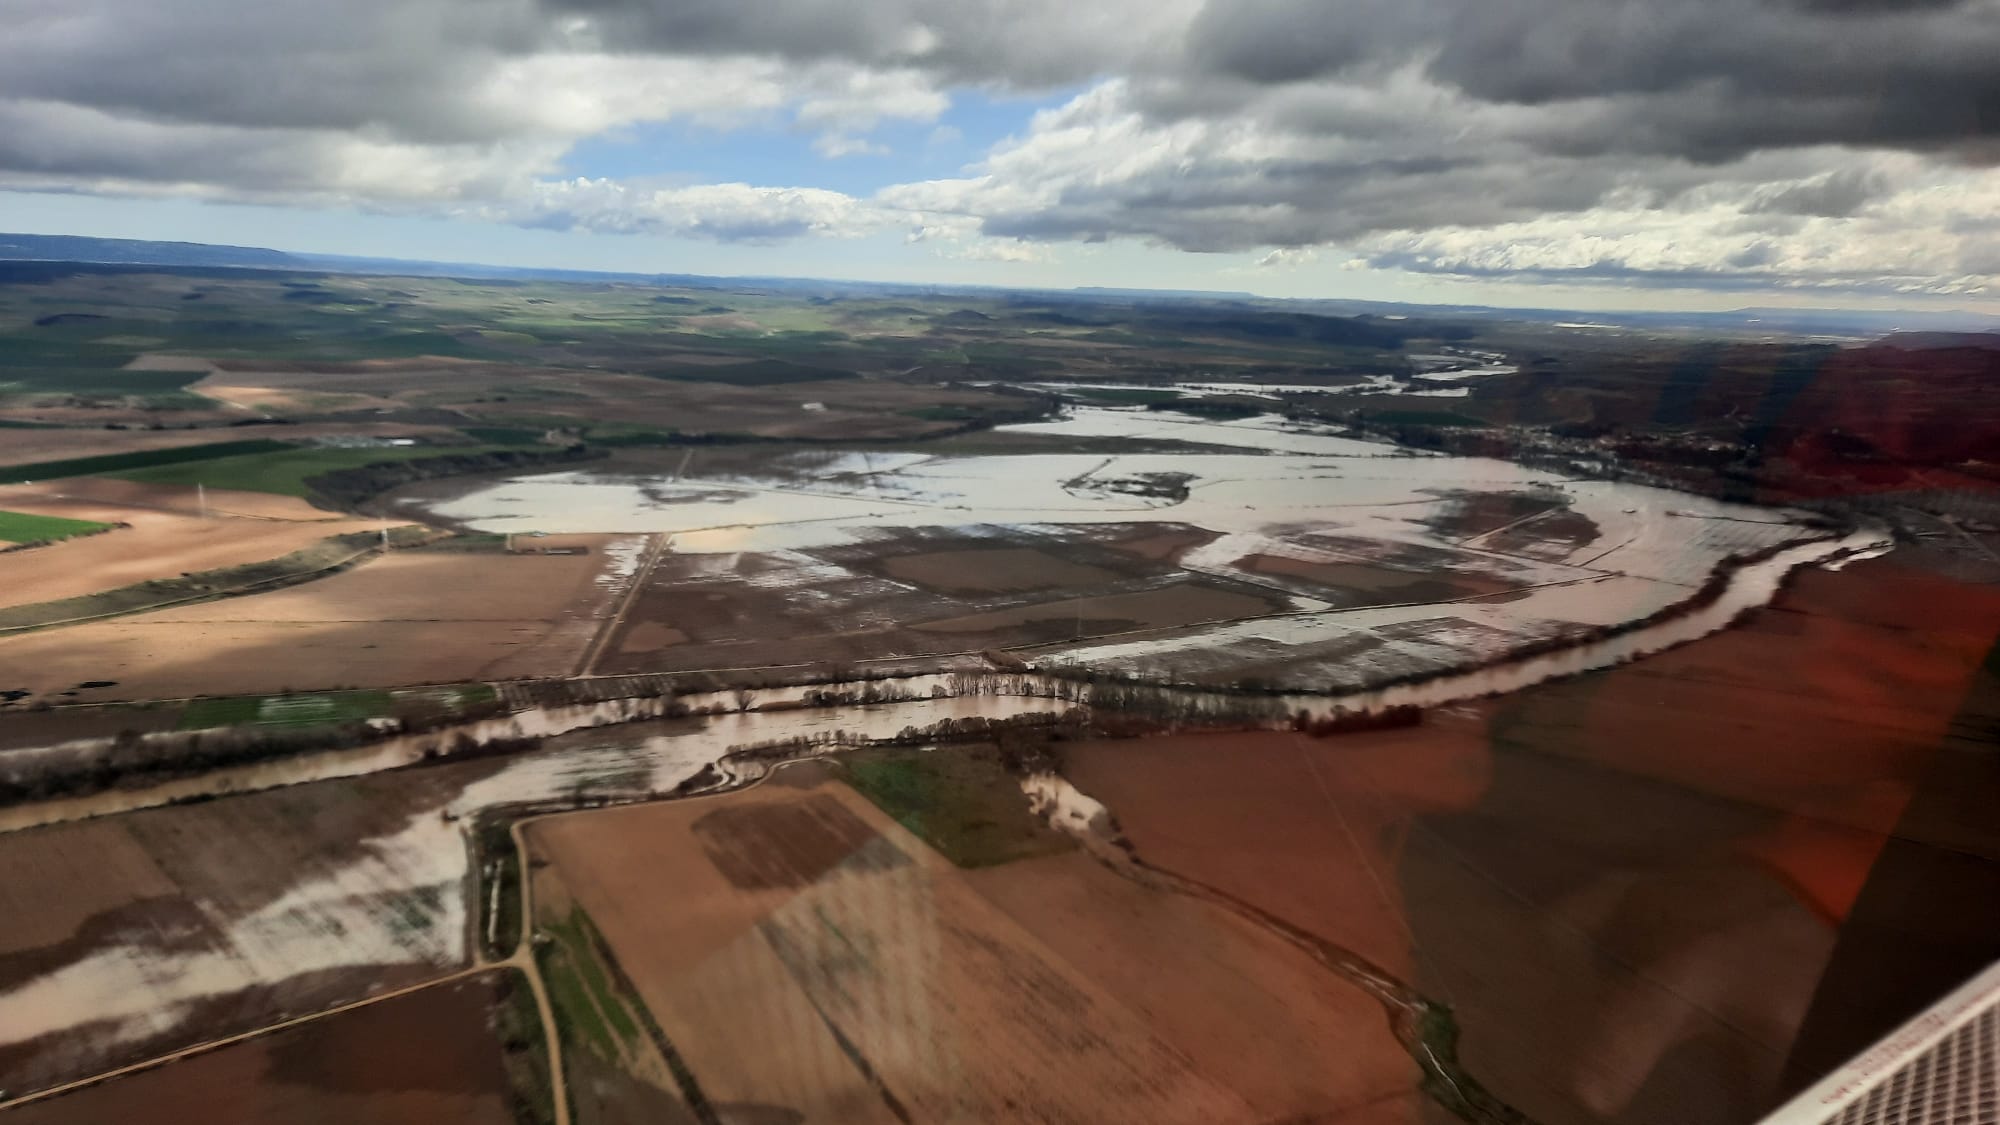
509 817 573 1125
575 532 666 678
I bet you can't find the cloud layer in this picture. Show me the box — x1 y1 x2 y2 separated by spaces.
6 0 1999 293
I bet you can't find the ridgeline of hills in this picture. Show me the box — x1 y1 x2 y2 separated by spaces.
4 230 2000 342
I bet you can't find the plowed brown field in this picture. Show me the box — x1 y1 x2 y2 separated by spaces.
526 766 1426 1124
0 759 508 1095
0 535 644 697
7 974 518 1125
1060 554 2000 1125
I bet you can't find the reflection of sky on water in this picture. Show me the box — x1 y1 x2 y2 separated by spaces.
428 410 1546 548
426 408 1807 582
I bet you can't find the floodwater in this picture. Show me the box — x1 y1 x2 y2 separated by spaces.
1050 526 1889 700
420 408 1796 565
3 512 1887 837
417 407 1836 685
0 405 1897 1099
1022 376 1482 398
0 683 1071 832
0 690 1079 1081
0 520 1886 1078
0 508 1886 1089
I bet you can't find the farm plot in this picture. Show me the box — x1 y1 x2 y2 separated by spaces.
105 442 520 498
0 697 1080 1096
0 439 295 484
0 428 275 472
0 767 496 1094
0 478 391 611
0 420 465 467
910 582 1275 636
0 705 180 751
1056 556 2000 1125
1234 552 1519 605
0 510 109 548
0 715 713 1096
190 360 1030 442
6 974 523 1125
524 767 1428 1125
176 683 496 731
0 534 646 700
433 411 1825 693
599 525 1286 675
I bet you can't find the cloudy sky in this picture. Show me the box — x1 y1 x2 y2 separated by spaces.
6 0 2000 309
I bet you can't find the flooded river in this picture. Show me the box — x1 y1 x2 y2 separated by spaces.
0 514 1883 1089
0 522 1885 835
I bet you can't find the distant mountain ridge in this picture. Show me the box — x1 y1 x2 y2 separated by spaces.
0 233 306 269
5 230 2000 341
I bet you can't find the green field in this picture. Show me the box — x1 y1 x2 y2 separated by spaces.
0 510 113 545
178 683 497 730
0 439 295 485
1 301 512 384
839 746 1074 868
179 689 393 730
111 443 493 496
0 331 201 399
538 909 645 1059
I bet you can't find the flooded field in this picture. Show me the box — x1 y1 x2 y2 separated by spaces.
0 549 1955 1117
7 975 521 1125
0 693 1074 1094
0 406 1920 1118
420 408 1843 690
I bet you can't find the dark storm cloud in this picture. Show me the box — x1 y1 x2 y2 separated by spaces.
974 145 1622 252
2 0 1998 285
529 0 1170 86
2 0 544 143
1784 0 1970 13
1164 0 2000 160
1427 0 2000 158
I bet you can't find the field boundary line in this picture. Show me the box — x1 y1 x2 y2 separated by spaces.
0 544 386 635
0 964 503 1113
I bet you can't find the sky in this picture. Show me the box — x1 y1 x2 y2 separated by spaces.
5 0 2000 312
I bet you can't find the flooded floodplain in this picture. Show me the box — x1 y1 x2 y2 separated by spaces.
0 692 1077 1095
0 408 1907 1116
422 408 1845 690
